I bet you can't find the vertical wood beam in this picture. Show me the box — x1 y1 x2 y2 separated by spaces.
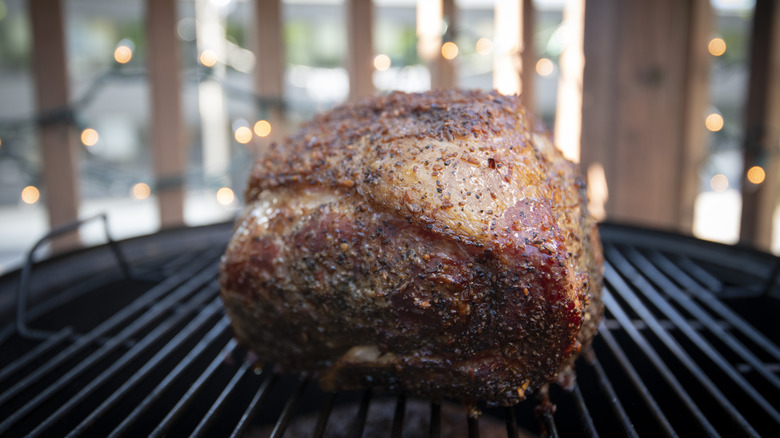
435 0 456 89
520 0 535 111
554 0 584 163
253 0 285 150
29 0 81 249
739 0 780 250
580 0 710 231
347 0 374 100
147 0 186 228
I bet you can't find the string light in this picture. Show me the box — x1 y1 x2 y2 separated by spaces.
710 174 729 192
475 38 493 55
747 166 766 185
708 37 726 56
21 186 40 204
373 54 391 71
113 45 133 64
200 49 218 67
705 113 724 132
535 58 554 76
441 42 459 60
131 182 151 200
216 187 235 205
234 126 253 144
81 128 99 146
254 120 272 137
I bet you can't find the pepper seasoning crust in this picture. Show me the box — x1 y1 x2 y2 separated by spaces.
223 89 603 406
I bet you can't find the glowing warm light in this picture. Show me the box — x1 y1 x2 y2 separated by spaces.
747 166 766 185
200 49 218 67
81 128 99 146
131 182 151 200
536 58 554 76
710 174 729 192
705 113 724 132
113 45 133 64
234 126 253 144
254 120 272 138
21 186 40 204
475 38 493 55
373 54 391 71
216 187 235 205
0 137 3 148
441 42 459 60
708 37 726 56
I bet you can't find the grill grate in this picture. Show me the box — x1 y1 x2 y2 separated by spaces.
0 222 778 437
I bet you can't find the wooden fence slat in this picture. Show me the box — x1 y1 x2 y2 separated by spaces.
739 0 780 250
253 0 286 149
348 0 374 99
147 0 186 228
30 0 81 250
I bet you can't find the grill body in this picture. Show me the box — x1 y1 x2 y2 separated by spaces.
0 222 778 437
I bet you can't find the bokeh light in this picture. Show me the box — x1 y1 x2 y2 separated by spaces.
705 113 724 132
216 187 235 205
441 42 459 60
131 182 151 200
535 58 554 76
747 166 766 185
710 174 729 192
254 120 272 138
234 126 253 144
200 49 218 67
475 38 493 55
708 37 726 56
81 128 99 146
21 186 40 204
113 45 133 64
373 54 391 71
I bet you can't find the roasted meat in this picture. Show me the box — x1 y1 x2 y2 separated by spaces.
219 89 603 406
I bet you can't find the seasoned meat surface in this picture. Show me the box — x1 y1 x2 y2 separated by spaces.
220 90 603 405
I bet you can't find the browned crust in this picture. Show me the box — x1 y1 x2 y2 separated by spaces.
221 90 603 406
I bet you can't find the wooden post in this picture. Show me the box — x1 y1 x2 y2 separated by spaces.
435 0 456 89
253 0 286 152
29 0 81 250
147 0 186 228
580 0 711 231
554 0 584 163
739 0 780 250
520 0 535 111
347 0 374 100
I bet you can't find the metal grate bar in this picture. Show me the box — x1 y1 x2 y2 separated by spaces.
268 379 309 438
0 327 72 382
107 328 236 438
312 392 338 438
429 400 441 438
602 288 719 436
0 252 218 407
608 247 780 426
190 359 253 438
24 291 223 437
584 348 636 438
67 315 231 436
597 322 676 437
0 271 219 436
390 394 406 438
229 373 279 438
504 407 518 438
633 248 780 389
674 254 724 292
467 414 479 438
571 381 599 438
651 250 780 362
347 388 372 438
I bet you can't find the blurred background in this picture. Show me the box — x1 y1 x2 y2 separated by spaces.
0 0 777 274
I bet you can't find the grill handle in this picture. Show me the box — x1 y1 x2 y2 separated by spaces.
16 212 131 340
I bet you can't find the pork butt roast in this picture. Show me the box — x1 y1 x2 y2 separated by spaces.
219 89 603 406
